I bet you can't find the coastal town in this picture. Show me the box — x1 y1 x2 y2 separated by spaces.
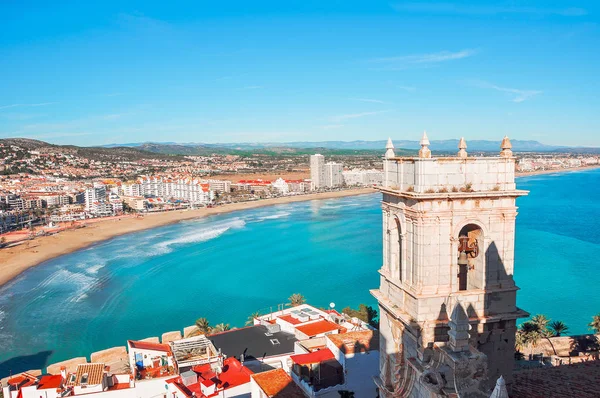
1 138 598 241
2 1 599 397
0 139 385 239
3 137 600 398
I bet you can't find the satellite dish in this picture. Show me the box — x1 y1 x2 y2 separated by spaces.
329 302 335 309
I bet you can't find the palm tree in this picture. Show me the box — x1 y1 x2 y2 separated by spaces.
518 321 542 357
212 323 230 333
589 314 600 333
531 314 550 335
193 317 211 335
549 321 569 337
245 312 261 326
528 315 560 355
287 293 306 307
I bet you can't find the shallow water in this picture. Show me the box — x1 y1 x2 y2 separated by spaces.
1 169 599 376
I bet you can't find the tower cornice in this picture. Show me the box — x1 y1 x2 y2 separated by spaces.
378 186 529 199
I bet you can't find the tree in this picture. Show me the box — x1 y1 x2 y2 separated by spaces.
245 312 261 326
193 317 211 335
520 315 558 356
212 323 230 333
531 314 550 336
342 304 379 329
122 201 133 213
549 321 569 337
516 321 542 357
287 293 306 307
589 314 600 334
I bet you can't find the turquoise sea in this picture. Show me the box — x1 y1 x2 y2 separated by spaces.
1 169 600 377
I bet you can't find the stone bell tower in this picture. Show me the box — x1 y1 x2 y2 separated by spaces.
372 133 528 397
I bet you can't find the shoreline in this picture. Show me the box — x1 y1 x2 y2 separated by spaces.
516 165 600 178
2 164 599 289
0 188 375 288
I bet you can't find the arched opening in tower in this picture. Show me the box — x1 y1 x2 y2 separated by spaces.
457 224 483 291
394 217 403 281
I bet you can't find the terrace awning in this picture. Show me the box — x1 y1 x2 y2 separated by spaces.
290 348 335 365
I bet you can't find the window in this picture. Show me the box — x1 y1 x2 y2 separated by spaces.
270 339 280 345
81 373 89 385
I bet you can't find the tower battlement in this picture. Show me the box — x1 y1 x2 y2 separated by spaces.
383 156 518 193
382 133 520 194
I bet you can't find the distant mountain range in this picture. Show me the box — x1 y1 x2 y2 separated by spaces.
101 139 600 155
3 137 599 158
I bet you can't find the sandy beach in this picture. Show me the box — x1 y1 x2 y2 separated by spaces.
0 188 375 288
516 165 600 178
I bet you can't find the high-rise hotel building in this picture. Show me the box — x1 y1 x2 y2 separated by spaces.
325 162 343 188
310 154 325 190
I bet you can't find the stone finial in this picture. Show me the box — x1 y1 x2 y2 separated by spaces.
489 376 509 398
457 137 468 159
418 131 431 159
500 136 513 158
385 137 396 159
447 302 471 352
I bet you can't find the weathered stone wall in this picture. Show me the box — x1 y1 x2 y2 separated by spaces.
384 157 516 193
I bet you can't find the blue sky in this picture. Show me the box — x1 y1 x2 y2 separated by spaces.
0 1 598 146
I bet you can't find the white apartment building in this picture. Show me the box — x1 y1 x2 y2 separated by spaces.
90 202 114 216
128 177 213 205
271 178 290 194
121 182 141 197
84 185 106 211
310 154 325 190
206 179 232 193
324 162 343 188
342 168 383 186
37 193 71 208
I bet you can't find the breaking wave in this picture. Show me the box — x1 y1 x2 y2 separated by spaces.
152 218 246 253
255 211 291 221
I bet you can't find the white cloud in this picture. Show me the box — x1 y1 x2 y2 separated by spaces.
471 80 542 103
350 98 386 104
370 49 476 70
331 110 390 122
0 102 57 110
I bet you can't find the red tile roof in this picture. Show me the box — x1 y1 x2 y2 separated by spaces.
327 330 379 354
128 340 172 353
290 348 335 365
251 368 305 398
513 360 600 398
295 320 341 337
